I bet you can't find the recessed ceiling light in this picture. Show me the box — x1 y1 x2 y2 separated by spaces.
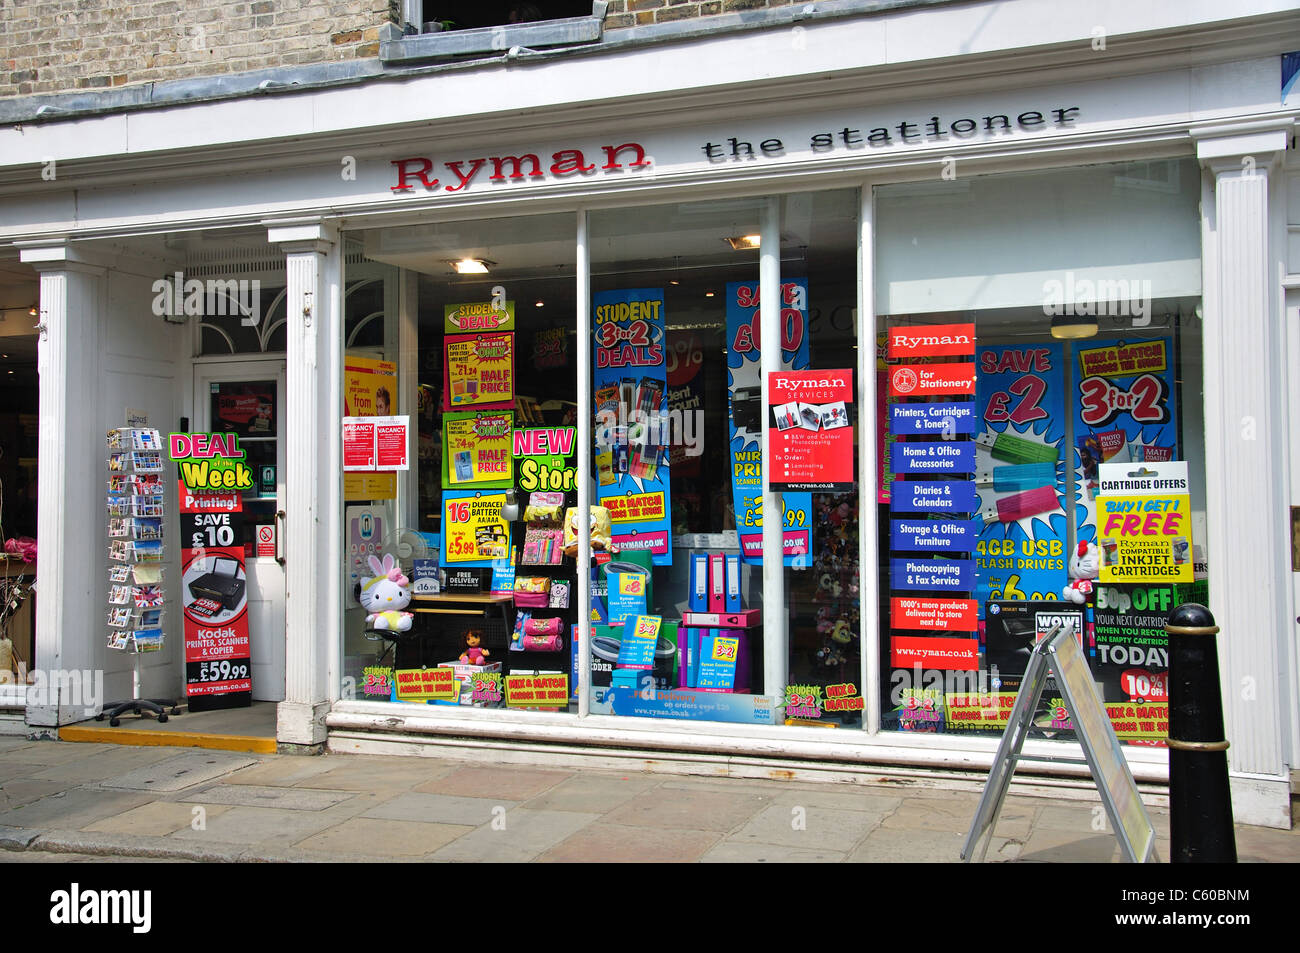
704 290 716 298
449 258 494 275
534 300 544 308
725 234 762 250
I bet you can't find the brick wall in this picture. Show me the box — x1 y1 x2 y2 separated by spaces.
0 0 398 99
604 0 796 29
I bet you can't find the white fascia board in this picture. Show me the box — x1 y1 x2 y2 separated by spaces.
0 0 1297 169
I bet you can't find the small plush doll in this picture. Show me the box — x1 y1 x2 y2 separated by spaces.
460 629 490 666
1062 541 1100 605
360 553 413 632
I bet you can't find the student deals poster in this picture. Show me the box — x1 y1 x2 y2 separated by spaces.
726 280 812 567
974 344 1070 608
592 288 672 565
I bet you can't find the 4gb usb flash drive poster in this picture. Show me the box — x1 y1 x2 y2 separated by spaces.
725 279 812 566
592 288 673 564
973 344 1069 607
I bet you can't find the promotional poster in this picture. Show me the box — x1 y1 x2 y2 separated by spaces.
768 368 855 492
178 484 252 711
973 344 1069 608
443 332 515 412
725 279 812 566
343 354 397 500
592 288 673 564
1074 337 1179 525
442 410 515 488
1096 460 1192 584
442 490 511 566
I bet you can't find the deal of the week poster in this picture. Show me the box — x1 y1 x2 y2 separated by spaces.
592 288 673 565
973 344 1069 607
725 279 811 567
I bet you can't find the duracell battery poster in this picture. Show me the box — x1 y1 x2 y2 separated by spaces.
592 288 672 565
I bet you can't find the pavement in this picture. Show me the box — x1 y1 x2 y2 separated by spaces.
0 736 1295 863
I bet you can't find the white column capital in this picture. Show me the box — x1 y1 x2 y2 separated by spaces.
266 218 339 255
17 239 108 276
1193 126 1289 175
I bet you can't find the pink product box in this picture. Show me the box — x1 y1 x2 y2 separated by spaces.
680 609 761 629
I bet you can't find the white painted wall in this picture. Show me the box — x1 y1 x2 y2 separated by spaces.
98 271 189 706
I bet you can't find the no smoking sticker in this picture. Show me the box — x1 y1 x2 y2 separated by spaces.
256 523 276 557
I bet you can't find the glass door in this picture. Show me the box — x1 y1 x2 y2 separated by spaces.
194 361 287 702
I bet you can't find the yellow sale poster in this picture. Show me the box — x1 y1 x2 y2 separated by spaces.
443 333 514 412
442 491 510 565
443 411 514 489
1097 461 1193 583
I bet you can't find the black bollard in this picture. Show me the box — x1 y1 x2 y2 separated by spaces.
1166 602 1236 863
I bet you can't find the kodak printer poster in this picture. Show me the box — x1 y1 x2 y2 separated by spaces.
179 482 252 710
725 279 812 568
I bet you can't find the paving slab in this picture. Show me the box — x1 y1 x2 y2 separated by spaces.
83 801 234 836
602 787 769 832
0 787 155 831
414 765 574 801
1233 824 1300 863
361 791 517 826
35 829 244 862
0 778 68 810
0 761 49 783
882 796 1035 838
168 805 342 847
726 803 885 851
293 758 457 792
538 823 720 863
3 741 112 764
702 841 849 863
761 787 904 815
427 808 600 862
849 826 1020 863
292 816 474 857
99 751 260 792
520 772 662 814
221 756 341 787
179 783 356 811
30 745 184 784
1016 829 1121 863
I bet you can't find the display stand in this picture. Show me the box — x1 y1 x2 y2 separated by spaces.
99 425 179 726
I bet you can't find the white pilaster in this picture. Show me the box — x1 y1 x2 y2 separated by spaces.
1196 128 1292 828
268 220 341 748
19 244 104 728
760 197 787 699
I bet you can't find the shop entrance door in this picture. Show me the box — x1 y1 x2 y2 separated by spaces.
194 361 287 702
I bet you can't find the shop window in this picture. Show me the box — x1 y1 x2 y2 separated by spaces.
341 212 578 712
874 159 1204 747
587 189 861 727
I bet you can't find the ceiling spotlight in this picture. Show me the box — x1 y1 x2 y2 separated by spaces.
704 290 716 298
28 306 37 317
449 258 494 275
534 300 544 308
1050 312 1098 340
725 235 762 250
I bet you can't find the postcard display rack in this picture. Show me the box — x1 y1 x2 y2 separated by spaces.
102 426 179 725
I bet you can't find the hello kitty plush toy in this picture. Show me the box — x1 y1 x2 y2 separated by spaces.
1062 541 1099 605
361 553 414 632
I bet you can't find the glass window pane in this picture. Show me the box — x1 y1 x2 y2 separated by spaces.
875 159 1202 746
